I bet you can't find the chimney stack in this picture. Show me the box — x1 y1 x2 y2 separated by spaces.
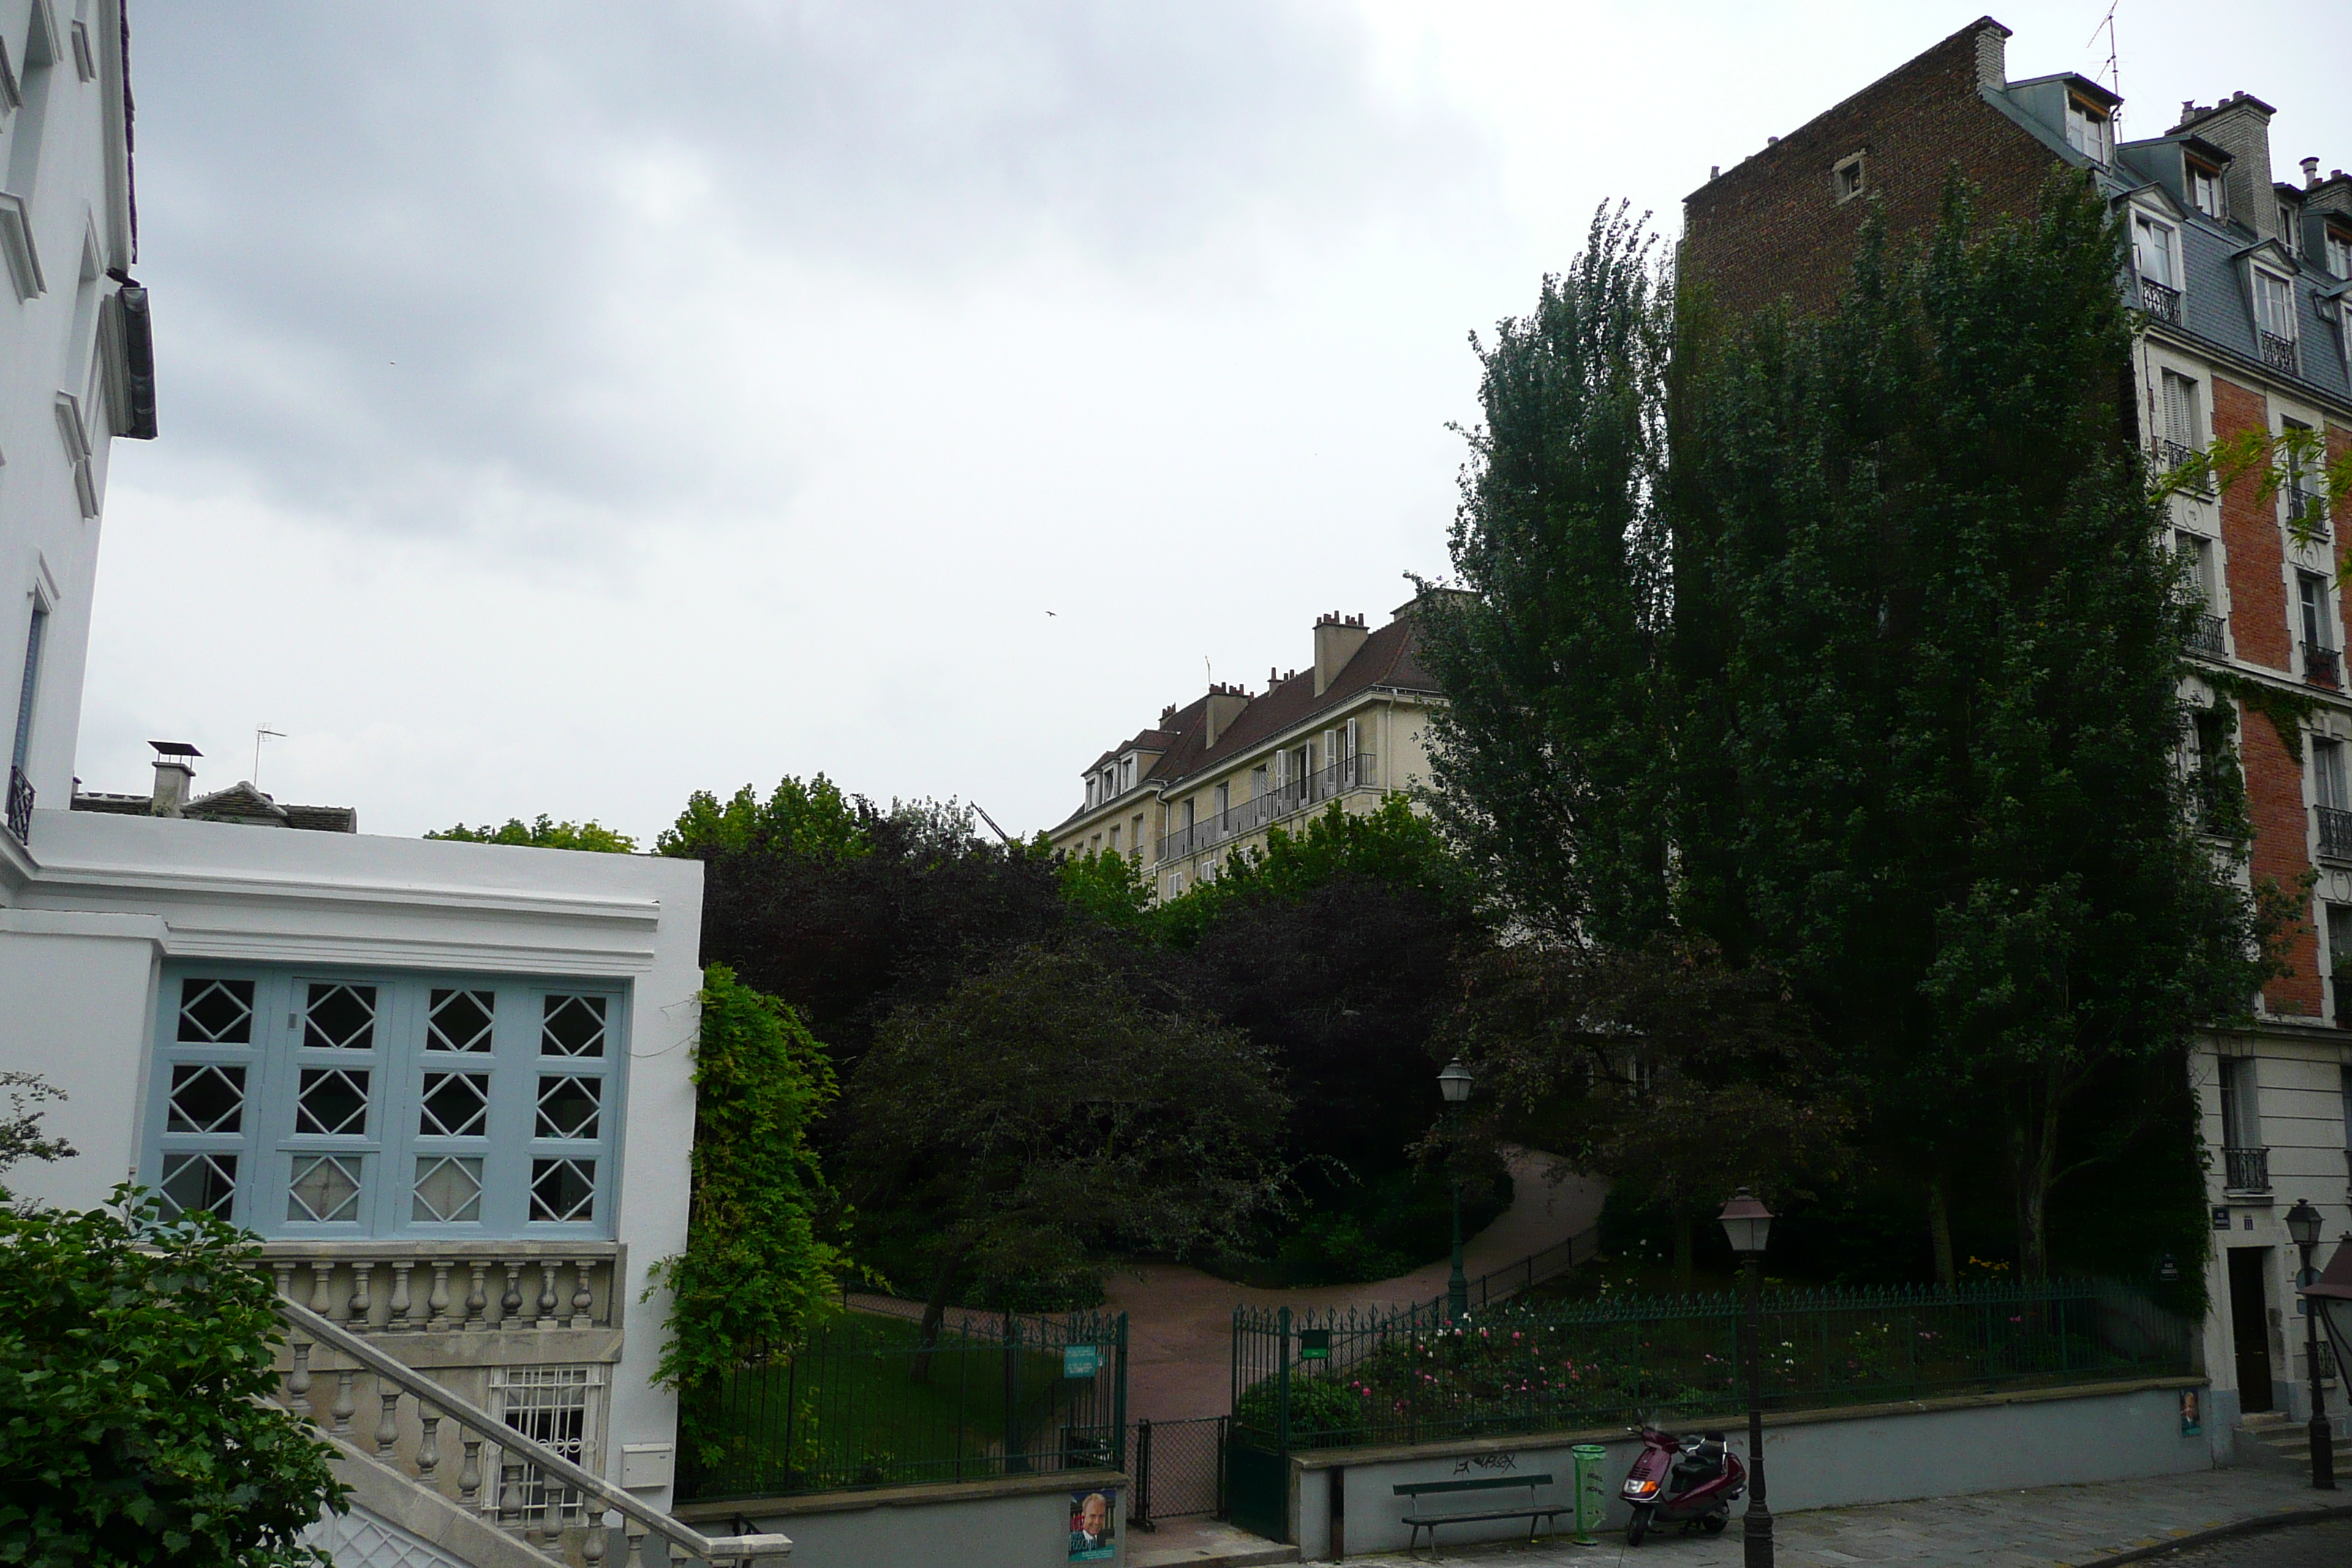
148 741 200 817
1973 18 2011 94
1203 684 1251 748
2303 157 2321 189
1312 612 1370 697
2181 92 2280 241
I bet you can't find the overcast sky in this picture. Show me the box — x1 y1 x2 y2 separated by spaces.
84 1 2352 842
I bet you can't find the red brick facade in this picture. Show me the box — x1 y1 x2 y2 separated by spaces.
2212 378 2289 674
1681 21 2058 319
2241 700 2322 1015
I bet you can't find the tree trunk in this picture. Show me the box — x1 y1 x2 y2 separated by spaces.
1927 1176 1956 1289
1672 1206 1695 1290
2010 1064 2068 1282
910 1246 971 1385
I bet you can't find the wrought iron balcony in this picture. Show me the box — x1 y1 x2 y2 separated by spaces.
2318 804 2352 862
2261 331 2299 374
2306 643 2342 689
1156 752 1378 864
2187 614 2227 660
4 765 29 846
2222 1145 2271 1194
2138 279 2182 325
2286 484 2328 539
2158 440 2213 494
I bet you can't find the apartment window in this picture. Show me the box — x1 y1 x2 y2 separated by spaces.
2254 270 2298 372
1213 781 1229 818
1180 798 1195 831
1131 813 1144 857
2340 1064 2352 1150
2133 216 2177 289
2278 206 2299 256
2300 572 2335 661
2219 1056 2261 1151
144 968 622 1237
2316 738 2351 813
2189 160 2224 219
11 604 44 777
2176 532 2215 606
1085 777 1097 810
1107 825 1119 853
2327 907 2352 1025
2328 228 2352 282
2064 94 2112 164
1832 152 1866 204
1168 870 1184 898
1251 764 1268 799
490 1365 605 1523
2160 371 2202 452
1120 756 1134 793
2190 704 2236 828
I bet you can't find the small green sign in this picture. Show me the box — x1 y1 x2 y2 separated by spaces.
1063 1344 1101 1379
1297 1329 1330 1362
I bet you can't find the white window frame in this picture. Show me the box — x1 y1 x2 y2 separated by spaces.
2189 162 2225 219
2065 94 2112 164
2328 228 2352 282
2253 268 2298 343
2133 213 2179 291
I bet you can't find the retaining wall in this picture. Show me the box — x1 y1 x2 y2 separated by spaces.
677 1469 1130 1568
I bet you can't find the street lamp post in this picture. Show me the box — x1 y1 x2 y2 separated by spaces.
2285 1200 2336 1490
1439 1059 1473 1318
1719 1188 1775 1568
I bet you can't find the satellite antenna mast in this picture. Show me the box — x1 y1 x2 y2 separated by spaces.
2088 1 2122 109
253 725 285 788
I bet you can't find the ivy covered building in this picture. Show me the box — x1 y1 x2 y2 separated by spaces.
1683 15 2352 1447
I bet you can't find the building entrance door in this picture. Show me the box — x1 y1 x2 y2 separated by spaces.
2227 1247 2274 1413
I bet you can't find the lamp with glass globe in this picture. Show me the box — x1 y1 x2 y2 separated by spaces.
1439 1060 1472 1316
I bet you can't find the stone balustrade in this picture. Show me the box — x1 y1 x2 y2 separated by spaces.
257 1239 623 1355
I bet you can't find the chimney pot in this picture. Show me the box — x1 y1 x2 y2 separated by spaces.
2303 157 2321 188
148 740 201 818
1710 165 1720 180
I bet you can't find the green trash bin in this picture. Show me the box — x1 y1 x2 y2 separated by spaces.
1571 1444 1609 1545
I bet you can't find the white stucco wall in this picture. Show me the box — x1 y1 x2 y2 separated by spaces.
0 808 706 1509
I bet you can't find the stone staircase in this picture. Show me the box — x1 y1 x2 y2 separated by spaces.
273 1297 790 1567
2236 1410 2352 1474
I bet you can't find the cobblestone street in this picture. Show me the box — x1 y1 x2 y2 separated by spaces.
1327 1467 2352 1568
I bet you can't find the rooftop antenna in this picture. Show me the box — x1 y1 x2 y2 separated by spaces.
1204 655 1213 689
2087 1 2122 110
970 801 1014 847
253 725 285 788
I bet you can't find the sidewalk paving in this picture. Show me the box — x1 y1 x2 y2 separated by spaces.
1316 1466 2351 1567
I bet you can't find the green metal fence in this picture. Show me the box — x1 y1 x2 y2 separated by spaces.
1225 1278 2191 1536
679 1307 1128 1502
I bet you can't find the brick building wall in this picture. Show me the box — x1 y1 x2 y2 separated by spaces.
2212 377 2290 674
1681 19 2059 318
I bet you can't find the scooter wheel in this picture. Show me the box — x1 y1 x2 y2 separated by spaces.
1627 1505 1652 1546
1699 1512 1727 1536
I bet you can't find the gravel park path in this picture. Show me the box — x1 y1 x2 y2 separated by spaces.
1105 1147 1605 1422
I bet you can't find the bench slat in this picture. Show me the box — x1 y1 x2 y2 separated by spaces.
1392 1474 1553 1497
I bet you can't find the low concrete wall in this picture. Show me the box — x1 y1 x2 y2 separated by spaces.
1288 1377 2211 1560
679 1469 1130 1568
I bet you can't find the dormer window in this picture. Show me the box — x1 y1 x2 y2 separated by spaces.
2064 94 2112 164
2326 227 2352 281
2133 214 2182 323
2278 204 2299 256
2253 269 2298 372
2189 159 2225 219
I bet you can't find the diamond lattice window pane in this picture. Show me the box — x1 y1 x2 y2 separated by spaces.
412 1156 484 1222
295 1068 371 1136
418 1072 490 1138
529 1158 596 1222
287 1154 363 1222
540 995 606 1058
535 1076 601 1141
304 983 377 1049
166 1063 246 1134
159 1152 238 1216
428 989 495 1052
177 979 255 1043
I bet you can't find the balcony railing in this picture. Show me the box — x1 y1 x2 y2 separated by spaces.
4 765 28 845
2306 644 2342 689
2138 279 2183 325
2187 614 2227 660
2286 484 2328 540
256 1240 621 1337
2223 1145 2271 1194
2157 440 2212 492
1157 752 1378 864
2318 804 2352 862
2261 331 2299 374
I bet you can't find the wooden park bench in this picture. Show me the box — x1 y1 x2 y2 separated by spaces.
1394 1473 1567 1558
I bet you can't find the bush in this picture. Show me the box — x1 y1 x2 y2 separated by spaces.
0 1188 345 1566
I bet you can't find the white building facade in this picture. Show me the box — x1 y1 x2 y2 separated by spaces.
2 7 731 1562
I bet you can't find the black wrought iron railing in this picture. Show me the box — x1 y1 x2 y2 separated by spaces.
2261 331 2299 374
2187 614 2227 660
2321 805 2352 862
4 765 30 846
2223 1145 2271 1194
2306 644 2342 689
2138 279 2183 325
2159 440 2212 491
2286 485 2328 539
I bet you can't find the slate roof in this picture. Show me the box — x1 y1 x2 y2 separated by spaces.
1056 606 1444 830
71 780 359 833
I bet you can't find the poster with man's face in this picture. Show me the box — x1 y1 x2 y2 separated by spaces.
1068 1489 1116 1561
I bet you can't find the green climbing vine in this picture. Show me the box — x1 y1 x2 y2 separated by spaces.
2199 667 2323 764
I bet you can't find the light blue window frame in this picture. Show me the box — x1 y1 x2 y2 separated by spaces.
140 964 626 1241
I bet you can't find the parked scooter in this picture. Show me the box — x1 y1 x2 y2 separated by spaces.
1620 1425 1744 1545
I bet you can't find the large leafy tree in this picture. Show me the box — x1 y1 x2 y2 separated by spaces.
841 945 1289 1342
0 1191 345 1567
1413 203 1676 947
